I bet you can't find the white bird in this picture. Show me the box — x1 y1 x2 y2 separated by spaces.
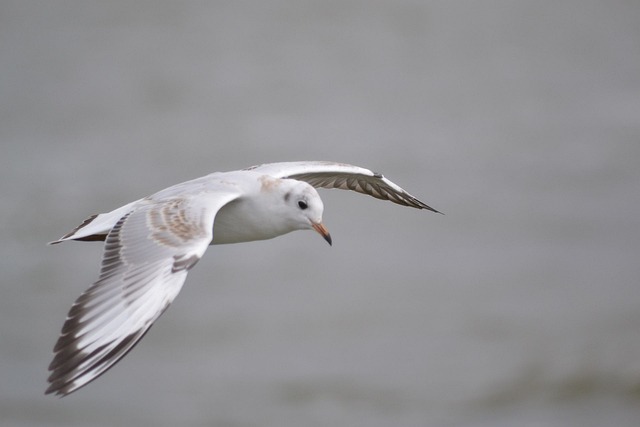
46 161 439 396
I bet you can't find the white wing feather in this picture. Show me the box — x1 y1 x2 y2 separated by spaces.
46 191 239 396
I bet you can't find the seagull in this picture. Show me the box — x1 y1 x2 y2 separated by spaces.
46 161 439 396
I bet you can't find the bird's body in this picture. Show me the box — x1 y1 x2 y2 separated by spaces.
55 170 320 246
46 161 439 396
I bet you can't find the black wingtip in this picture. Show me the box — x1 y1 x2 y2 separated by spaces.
429 207 444 215
417 202 442 214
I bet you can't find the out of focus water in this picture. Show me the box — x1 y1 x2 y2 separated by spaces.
1 1 639 426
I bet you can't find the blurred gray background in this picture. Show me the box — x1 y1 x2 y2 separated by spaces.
1 1 639 426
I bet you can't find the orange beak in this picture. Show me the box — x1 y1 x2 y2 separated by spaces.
311 222 332 246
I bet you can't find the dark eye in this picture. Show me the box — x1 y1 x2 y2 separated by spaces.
298 200 308 210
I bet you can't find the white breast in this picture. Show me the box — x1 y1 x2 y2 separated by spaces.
210 179 298 245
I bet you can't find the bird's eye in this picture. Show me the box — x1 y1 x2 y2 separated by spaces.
298 200 308 210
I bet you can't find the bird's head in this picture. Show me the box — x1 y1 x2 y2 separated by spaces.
280 180 332 245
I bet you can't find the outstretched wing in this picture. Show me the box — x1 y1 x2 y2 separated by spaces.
46 192 240 396
246 161 440 212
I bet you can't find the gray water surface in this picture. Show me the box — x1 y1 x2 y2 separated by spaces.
1 1 639 426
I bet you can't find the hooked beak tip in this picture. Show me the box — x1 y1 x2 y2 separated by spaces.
324 233 333 246
312 222 332 246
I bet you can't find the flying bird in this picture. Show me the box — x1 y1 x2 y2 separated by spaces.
46 161 440 396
